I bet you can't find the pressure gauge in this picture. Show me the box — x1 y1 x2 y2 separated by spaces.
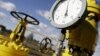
50 0 86 28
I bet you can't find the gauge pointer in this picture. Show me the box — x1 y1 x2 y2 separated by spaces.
65 9 68 16
65 0 70 16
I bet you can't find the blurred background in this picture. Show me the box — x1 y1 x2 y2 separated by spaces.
0 0 100 56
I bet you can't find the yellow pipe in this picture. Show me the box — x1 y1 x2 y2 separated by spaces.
55 0 100 56
87 0 100 15
0 19 28 56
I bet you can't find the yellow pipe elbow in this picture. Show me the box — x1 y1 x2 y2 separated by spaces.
87 0 100 14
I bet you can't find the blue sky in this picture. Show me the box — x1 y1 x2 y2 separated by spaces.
0 0 100 56
96 0 100 5
0 0 55 29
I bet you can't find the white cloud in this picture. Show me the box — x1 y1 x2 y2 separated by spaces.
27 24 41 32
0 1 17 25
0 12 6 19
36 10 53 32
10 17 18 23
36 10 50 20
39 23 55 32
92 22 100 56
93 45 100 56
27 22 55 34
0 1 16 11
98 22 100 43
26 22 60 40
39 23 57 35
39 23 48 29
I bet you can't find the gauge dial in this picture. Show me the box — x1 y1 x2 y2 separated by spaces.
50 0 86 28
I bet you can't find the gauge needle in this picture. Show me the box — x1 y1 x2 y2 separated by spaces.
65 0 70 16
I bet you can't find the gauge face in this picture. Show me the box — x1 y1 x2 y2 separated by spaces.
50 0 86 28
